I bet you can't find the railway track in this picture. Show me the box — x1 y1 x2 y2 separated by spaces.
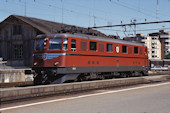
1 71 169 88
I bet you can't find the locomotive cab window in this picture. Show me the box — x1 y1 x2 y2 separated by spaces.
107 44 113 52
71 39 76 51
49 38 62 50
90 41 97 51
122 45 127 53
36 39 44 50
134 47 138 54
63 38 68 50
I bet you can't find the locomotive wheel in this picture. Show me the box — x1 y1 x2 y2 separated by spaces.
142 71 148 76
34 74 43 85
42 74 52 85
76 76 85 82
77 77 83 82
100 75 105 80
126 72 131 77
120 73 127 78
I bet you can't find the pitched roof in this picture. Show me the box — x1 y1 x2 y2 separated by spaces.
0 15 107 37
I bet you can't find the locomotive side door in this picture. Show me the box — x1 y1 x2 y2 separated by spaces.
116 45 120 70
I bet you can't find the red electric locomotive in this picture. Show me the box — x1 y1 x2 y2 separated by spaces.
31 33 149 85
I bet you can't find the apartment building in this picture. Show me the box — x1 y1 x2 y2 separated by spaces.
160 32 170 55
144 30 170 60
142 34 163 59
124 30 170 60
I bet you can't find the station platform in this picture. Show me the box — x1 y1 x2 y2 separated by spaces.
0 62 33 83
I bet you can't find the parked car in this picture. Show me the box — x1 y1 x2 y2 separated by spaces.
151 66 168 71
0 57 3 61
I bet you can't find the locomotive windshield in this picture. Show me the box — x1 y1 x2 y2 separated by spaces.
36 39 44 50
49 38 62 50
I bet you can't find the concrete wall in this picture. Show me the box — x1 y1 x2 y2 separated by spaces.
0 69 33 83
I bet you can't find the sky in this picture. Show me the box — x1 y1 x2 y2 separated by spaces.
0 0 170 38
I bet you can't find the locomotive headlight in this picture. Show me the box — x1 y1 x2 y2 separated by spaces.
44 38 48 41
44 38 48 46
44 42 47 46
34 62 37 66
54 62 59 66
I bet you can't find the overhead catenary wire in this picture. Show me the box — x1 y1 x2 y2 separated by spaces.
99 27 170 32
1 0 170 37
2 0 170 26
3 0 117 26
89 20 170 29
109 0 157 19
112 0 169 19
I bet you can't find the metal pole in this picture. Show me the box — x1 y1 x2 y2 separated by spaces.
134 24 136 36
62 1 64 24
24 0 26 16
156 0 159 20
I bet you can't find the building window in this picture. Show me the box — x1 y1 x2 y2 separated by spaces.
13 45 23 59
99 43 104 52
71 39 76 51
81 40 87 51
122 45 127 53
107 44 113 52
152 46 155 49
13 25 22 35
90 41 97 51
152 55 157 58
134 47 138 54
